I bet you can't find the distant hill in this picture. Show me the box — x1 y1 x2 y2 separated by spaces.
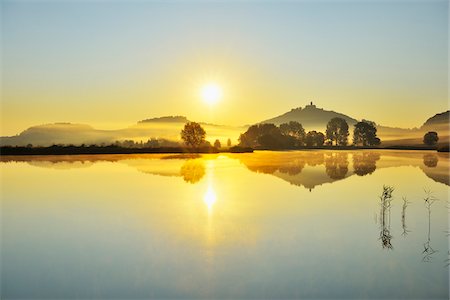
0 123 117 146
138 116 188 123
0 117 245 147
421 111 449 130
1 107 449 147
261 102 358 130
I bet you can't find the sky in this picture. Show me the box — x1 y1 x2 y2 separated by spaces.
1 0 448 136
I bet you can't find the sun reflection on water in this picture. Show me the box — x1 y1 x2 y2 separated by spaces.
203 185 217 212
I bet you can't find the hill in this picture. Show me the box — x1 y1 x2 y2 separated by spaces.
138 116 188 123
0 117 245 147
421 111 449 130
260 103 449 146
261 102 358 130
1 107 448 147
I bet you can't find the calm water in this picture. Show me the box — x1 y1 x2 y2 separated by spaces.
1 150 449 299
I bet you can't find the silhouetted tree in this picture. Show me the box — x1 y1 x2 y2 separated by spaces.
305 131 325 147
214 139 221 149
279 121 306 146
181 122 206 149
227 138 232 147
423 131 439 146
353 121 381 146
238 125 261 147
326 117 349 146
239 123 295 149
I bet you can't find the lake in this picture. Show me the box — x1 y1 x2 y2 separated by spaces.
1 150 449 299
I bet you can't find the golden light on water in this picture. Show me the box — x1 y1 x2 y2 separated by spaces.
203 185 217 212
201 83 222 105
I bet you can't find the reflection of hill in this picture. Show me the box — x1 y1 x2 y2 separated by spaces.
0 154 209 184
229 152 353 189
420 154 449 185
1 151 448 188
229 151 449 189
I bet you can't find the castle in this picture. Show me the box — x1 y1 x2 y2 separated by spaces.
305 101 316 108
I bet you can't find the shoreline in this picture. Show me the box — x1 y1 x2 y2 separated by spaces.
1 145 447 156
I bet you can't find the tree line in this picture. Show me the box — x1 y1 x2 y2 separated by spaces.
3 120 442 154
237 117 382 149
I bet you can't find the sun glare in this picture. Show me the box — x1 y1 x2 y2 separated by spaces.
201 83 222 105
203 186 217 212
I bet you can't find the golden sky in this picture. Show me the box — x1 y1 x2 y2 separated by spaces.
1 1 448 136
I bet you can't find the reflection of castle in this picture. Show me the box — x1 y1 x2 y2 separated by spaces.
233 151 448 190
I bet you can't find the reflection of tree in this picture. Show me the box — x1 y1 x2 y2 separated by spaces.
245 157 305 175
423 154 438 168
352 152 380 176
422 189 438 262
180 160 205 184
401 197 411 236
325 153 348 179
378 185 394 250
278 159 306 175
305 152 324 167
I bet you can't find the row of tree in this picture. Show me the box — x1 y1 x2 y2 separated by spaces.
238 117 381 149
179 120 441 150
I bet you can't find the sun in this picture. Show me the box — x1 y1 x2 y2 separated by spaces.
201 83 222 105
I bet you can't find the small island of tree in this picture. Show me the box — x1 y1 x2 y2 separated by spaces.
181 122 206 149
326 117 349 146
353 121 381 147
423 131 439 146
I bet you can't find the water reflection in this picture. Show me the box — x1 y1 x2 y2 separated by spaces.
1 151 449 299
203 186 217 213
324 153 348 179
353 152 380 176
423 154 438 168
1 151 448 189
401 197 411 236
180 160 205 184
422 189 438 262
378 186 394 250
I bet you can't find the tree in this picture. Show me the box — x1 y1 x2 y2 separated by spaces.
353 121 381 147
181 122 206 149
326 117 349 146
423 131 439 146
227 138 232 147
238 123 295 149
279 121 306 146
214 139 221 148
305 131 325 147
